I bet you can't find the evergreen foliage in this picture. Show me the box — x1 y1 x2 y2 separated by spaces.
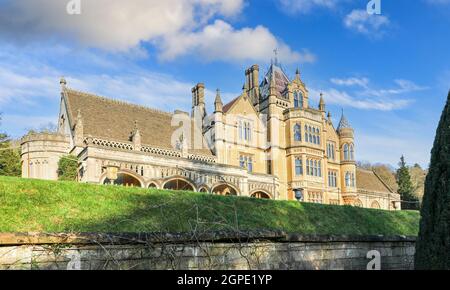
415 91 450 270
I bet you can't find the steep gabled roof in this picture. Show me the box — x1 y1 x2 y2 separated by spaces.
356 168 394 194
222 96 240 113
63 88 213 156
260 63 290 98
337 112 352 131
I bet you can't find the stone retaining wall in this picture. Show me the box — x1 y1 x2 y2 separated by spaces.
0 232 416 270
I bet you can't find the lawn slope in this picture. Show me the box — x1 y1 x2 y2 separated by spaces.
0 176 420 235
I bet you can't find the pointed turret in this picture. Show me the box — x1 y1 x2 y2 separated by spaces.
337 110 352 131
295 68 301 81
319 93 325 111
214 89 223 113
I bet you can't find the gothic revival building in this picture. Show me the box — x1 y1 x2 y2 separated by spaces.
20 61 401 210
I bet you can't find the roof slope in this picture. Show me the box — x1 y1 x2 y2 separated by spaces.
356 168 394 194
64 89 213 156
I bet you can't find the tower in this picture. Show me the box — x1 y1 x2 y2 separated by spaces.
213 89 225 163
337 111 357 205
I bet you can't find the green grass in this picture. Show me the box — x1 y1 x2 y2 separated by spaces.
0 176 420 235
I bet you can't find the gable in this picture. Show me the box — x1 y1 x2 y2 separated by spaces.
223 94 258 116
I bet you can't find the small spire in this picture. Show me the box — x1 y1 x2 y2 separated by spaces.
337 109 352 131
215 89 223 104
295 67 300 79
214 89 223 112
319 92 325 111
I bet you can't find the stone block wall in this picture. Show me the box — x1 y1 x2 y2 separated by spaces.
0 232 416 270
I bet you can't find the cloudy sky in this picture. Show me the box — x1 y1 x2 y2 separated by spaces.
0 0 449 168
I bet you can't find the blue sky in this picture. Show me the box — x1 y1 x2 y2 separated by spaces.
0 0 449 168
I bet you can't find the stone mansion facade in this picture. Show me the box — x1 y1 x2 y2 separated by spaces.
20 61 401 210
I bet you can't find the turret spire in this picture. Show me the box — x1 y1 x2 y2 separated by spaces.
214 89 223 112
337 109 352 131
319 92 325 111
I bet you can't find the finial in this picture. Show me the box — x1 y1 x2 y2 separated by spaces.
215 89 222 103
60 76 67 88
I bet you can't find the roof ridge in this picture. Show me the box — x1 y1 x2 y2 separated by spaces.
372 169 395 193
65 87 174 117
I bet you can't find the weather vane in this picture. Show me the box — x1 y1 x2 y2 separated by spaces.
273 48 279 65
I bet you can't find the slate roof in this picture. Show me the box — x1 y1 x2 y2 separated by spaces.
64 88 213 156
356 168 394 194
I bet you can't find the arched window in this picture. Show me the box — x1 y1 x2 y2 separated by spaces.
294 91 303 108
294 124 301 141
350 144 354 160
344 144 349 160
345 172 351 187
313 160 318 176
304 125 308 141
318 161 322 177
295 158 303 176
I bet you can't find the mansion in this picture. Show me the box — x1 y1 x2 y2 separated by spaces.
20 61 401 210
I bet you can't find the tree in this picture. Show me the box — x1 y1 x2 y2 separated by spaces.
57 155 78 181
0 114 21 177
396 156 419 210
415 91 450 270
409 164 427 205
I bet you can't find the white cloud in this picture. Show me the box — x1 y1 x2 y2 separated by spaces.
0 67 59 106
364 79 428 97
277 0 338 14
310 78 426 111
0 0 309 64
344 9 390 36
310 88 412 111
330 77 369 88
159 20 314 63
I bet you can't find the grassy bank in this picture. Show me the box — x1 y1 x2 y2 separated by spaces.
0 176 420 235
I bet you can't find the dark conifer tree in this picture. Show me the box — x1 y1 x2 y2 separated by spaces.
415 91 450 270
